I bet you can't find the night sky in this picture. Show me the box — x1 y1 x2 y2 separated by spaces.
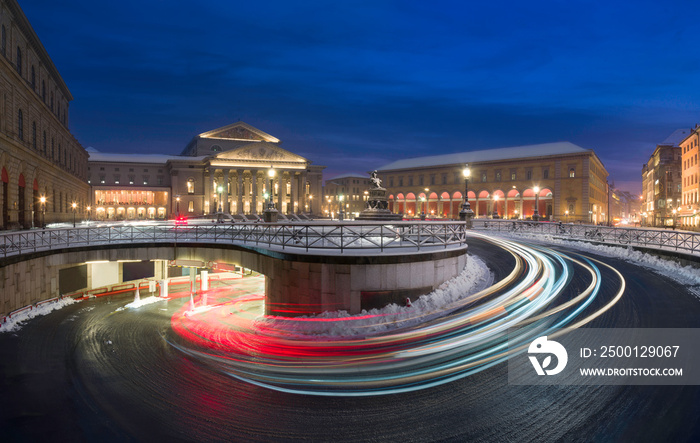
19 0 700 193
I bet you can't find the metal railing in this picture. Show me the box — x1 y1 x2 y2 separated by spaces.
473 219 700 255
0 221 469 259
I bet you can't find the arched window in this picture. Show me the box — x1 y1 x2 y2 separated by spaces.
32 121 36 149
17 109 23 140
568 204 574 213
16 46 21 75
569 168 575 178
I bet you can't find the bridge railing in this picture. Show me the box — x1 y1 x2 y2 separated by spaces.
0 221 469 259
472 219 700 255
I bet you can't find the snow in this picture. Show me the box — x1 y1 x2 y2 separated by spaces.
257 253 493 336
377 142 591 171
0 297 77 333
491 232 700 299
88 151 206 164
118 295 168 310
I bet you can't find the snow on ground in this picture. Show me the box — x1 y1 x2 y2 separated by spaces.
491 232 700 299
258 254 493 337
117 295 168 311
0 297 77 333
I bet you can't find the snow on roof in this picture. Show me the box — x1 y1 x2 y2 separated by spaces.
87 151 205 164
659 129 690 147
326 172 369 181
377 142 592 171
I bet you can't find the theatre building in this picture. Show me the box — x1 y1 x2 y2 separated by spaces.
0 0 89 229
87 122 324 220
377 142 609 223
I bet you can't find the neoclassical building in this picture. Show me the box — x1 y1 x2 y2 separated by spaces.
377 142 609 223
88 122 325 220
641 130 686 228
0 0 89 229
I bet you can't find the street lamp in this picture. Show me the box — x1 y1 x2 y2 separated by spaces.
71 202 77 227
40 196 46 228
268 167 276 209
514 209 519 220
176 195 180 216
420 196 426 220
533 186 540 221
264 166 278 222
565 209 569 223
492 194 499 218
459 164 474 223
589 210 593 224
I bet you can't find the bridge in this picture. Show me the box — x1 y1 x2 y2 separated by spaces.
0 221 469 317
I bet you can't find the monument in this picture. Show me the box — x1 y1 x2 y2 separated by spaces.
356 171 403 221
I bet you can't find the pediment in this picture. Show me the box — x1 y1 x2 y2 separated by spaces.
199 122 280 143
215 142 308 163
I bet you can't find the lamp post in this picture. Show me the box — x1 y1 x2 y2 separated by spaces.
264 166 278 222
421 188 429 220
589 210 593 224
40 196 46 228
533 186 540 221
71 202 77 227
492 194 499 218
565 209 569 223
176 195 180 216
514 209 518 220
459 164 474 224
307 194 313 213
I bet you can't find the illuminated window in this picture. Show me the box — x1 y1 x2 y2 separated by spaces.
187 178 195 194
569 168 575 178
188 201 194 212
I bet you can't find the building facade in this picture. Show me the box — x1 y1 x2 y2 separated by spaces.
679 125 700 230
88 122 325 220
641 130 686 228
377 142 609 223
0 0 89 229
322 173 371 219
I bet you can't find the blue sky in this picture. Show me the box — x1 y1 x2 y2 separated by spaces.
20 0 700 193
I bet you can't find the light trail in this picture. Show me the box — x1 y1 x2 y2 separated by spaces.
168 233 625 396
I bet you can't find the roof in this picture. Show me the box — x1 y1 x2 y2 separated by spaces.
326 173 369 181
377 142 592 171
87 151 205 164
660 129 690 147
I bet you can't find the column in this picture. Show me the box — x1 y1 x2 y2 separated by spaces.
290 172 298 214
251 170 258 214
222 169 230 214
277 172 284 212
244 173 251 214
204 170 211 215
520 195 524 219
209 170 216 214
237 170 243 215
300 170 308 213
504 198 508 219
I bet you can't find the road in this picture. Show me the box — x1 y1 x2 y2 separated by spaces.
1 237 699 442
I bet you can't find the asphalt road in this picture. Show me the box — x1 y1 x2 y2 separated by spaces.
1 238 699 442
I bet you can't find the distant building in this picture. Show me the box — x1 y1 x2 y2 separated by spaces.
322 173 371 218
376 142 609 223
679 125 699 230
610 189 643 225
641 129 686 227
0 0 89 229
87 122 325 220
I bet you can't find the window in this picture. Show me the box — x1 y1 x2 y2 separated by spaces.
188 201 194 213
17 109 23 140
1 25 5 56
143 169 148 172
481 172 487 183
31 121 36 149
43 131 46 155
100 175 105 184
129 176 134 185
430 174 435 185
42 81 45 102
398 177 403 187
442 173 447 185
495 171 501 182
50 92 53 112
51 138 54 158
568 204 574 213
418 175 424 186
543 169 549 179
31 66 35 90
408 176 413 186
114 175 120 184
187 178 195 194
143 176 148 185
389 177 394 187
526 170 532 180
569 168 575 178
157 176 163 185
115 167 120 171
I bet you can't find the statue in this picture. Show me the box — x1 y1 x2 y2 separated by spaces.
370 170 382 188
